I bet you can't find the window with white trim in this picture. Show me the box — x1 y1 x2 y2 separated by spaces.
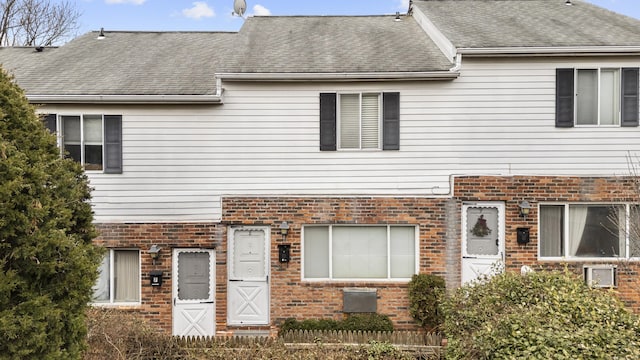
539 204 640 259
339 93 381 150
303 225 417 280
43 113 123 174
60 115 104 170
556 67 639 128
93 249 140 304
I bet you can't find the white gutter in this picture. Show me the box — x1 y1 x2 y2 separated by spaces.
458 46 640 57
27 77 225 104
216 71 459 81
450 53 462 73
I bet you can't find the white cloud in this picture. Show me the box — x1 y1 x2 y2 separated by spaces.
182 2 215 19
397 0 410 10
105 0 146 4
252 4 271 16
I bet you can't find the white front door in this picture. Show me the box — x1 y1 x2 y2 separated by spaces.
461 203 505 285
172 248 216 336
227 226 270 326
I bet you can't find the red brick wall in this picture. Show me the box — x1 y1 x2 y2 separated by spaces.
92 175 640 335
94 223 223 333
222 197 450 331
454 175 640 310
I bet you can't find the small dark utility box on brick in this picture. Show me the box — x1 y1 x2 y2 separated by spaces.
343 288 377 313
150 270 163 287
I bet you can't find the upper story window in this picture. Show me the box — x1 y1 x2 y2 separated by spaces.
302 224 417 281
60 115 103 170
556 67 639 128
539 204 640 259
43 114 122 174
93 249 140 304
339 93 381 149
319 92 400 151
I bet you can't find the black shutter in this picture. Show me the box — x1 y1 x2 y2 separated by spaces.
382 92 400 150
621 67 639 127
319 93 337 151
43 113 57 133
556 68 574 128
104 115 122 174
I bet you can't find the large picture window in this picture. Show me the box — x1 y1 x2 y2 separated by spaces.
93 249 140 304
303 225 417 280
539 204 640 259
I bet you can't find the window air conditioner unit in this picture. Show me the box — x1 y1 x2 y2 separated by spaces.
584 265 617 288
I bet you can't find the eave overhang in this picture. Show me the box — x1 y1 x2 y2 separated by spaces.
216 71 460 82
458 46 640 57
26 94 223 105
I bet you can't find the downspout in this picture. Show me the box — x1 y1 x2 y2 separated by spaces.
215 76 223 99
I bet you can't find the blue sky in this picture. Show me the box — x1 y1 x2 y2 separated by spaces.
74 0 639 35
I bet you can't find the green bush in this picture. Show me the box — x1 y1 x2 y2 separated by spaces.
0 68 102 359
440 269 640 359
408 273 446 331
280 313 394 333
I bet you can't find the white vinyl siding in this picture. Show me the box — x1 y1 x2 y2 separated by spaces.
302 225 417 281
38 57 640 222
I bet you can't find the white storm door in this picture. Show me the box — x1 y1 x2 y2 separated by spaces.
461 203 505 285
228 226 270 326
172 249 216 336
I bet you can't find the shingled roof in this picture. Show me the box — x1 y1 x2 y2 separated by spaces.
221 15 453 74
0 31 236 98
412 0 640 49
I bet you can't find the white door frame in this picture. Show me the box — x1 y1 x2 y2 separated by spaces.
461 202 505 285
172 248 216 336
227 226 270 326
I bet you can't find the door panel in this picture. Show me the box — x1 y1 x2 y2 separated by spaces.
228 227 270 325
462 203 504 285
172 249 215 336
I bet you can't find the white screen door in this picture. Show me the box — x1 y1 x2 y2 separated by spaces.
228 226 270 325
461 203 505 285
172 248 215 336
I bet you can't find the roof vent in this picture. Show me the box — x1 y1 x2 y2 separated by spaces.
35 46 44 52
97 27 105 40
394 11 402 22
565 0 572 5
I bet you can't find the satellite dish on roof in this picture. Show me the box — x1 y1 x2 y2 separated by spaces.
232 0 246 17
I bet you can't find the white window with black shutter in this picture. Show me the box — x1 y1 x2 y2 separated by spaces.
42 114 123 174
556 67 639 128
320 92 400 151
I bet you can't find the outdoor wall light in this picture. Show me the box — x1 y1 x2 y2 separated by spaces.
519 200 532 218
279 221 290 241
148 244 161 265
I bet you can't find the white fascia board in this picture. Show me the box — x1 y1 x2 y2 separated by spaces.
458 46 640 57
215 71 459 81
410 4 457 61
27 94 223 104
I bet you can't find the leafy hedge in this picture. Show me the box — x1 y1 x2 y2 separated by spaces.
280 313 394 333
440 269 640 359
408 273 446 331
